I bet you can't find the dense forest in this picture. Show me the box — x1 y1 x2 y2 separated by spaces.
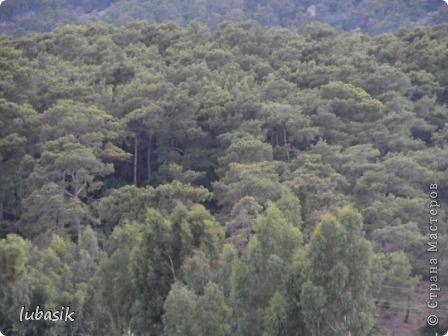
1 0 448 36
1 12 448 336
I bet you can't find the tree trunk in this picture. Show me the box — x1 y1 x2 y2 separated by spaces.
0 191 4 222
282 124 290 161
404 297 410 323
134 135 139 186
75 214 81 246
147 136 152 183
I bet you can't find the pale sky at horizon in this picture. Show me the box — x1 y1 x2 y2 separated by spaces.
0 0 447 7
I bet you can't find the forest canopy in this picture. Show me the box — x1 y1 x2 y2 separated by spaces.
0 18 448 335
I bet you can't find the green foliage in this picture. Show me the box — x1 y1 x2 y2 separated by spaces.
0 234 30 282
0 229 103 335
373 251 419 319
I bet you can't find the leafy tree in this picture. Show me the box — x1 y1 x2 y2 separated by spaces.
24 136 113 242
130 209 176 335
219 136 273 173
231 204 302 335
131 205 223 334
163 281 231 336
225 196 262 251
0 234 32 335
214 161 283 210
298 207 376 336
162 282 198 336
94 222 144 335
0 99 40 227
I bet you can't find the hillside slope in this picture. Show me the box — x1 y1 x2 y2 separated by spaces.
1 21 448 335
1 0 448 36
